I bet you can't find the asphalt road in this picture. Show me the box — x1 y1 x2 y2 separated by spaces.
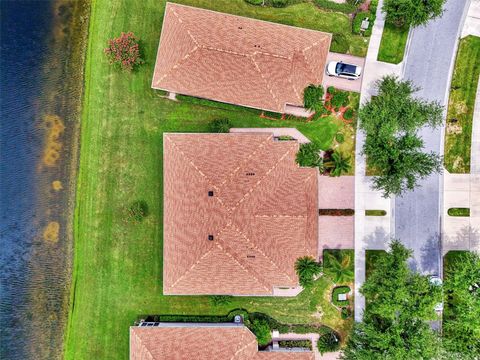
394 0 470 275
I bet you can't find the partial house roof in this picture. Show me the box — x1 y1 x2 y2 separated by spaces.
130 325 314 360
163 133 318 296
152 3 332 113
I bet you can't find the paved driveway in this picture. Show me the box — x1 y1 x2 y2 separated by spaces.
322 52 365 93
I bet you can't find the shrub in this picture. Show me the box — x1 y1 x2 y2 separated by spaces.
272 0 288 7
295 256 323 287
332 286 351 306
327 86 336 95
352 12 371 35
335 132 345 143
278 340 312 349
314 0 356 14
324 151 351 176
251 319 272 346
343 108 354 120
447 208 470 217
303 84 325 112
318 209 354 216
330 90 349 110
341 307 352 319
126 200 149 223
210 295 233 306
331 33 349 53
324 250 354 284
209 118 232 133
245 0 264 5
104 32 144 71
317 329 341 354
296 143 323 169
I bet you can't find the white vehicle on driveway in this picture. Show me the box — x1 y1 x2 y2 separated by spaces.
326 61 362 80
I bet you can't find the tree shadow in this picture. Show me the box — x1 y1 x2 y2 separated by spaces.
420 232 441 275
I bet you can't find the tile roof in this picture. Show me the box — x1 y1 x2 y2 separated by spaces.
163 133 318 295
130 325 314 360
152 3 332 113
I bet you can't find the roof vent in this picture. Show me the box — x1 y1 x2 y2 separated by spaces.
247 255 255 259
246 172 255 176
208 191 214 197
208 235 214 241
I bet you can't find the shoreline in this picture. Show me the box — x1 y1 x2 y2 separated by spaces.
27 0 90 358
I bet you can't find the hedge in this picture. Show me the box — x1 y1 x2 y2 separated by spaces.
332 286 350 306
319 209 355 216
278 340 312 350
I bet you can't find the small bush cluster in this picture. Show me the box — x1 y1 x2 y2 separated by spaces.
341 307 352 319
126 200 149 223
335 132 345 143
343 108 354 120
319 209 354 216
278 340 312 350
209 118 232 133
317 329 341 354
251 319 272 346
303 84 325 112
332 286 351 306
296 142 323 169
104 32 143 71
331 33 349 54
327 88 349 111
295 256 323 287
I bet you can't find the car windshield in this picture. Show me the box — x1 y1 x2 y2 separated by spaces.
336 63 357 75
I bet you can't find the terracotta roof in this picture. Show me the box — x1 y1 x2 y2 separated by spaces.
163 133 318 295
152 3 331 113
130 325 314 360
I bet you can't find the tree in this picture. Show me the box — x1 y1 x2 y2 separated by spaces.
342 240 443 360
295 256 322 287
324 151 351 177
296 142 324 170
383 0 445 28
303 84 325 112
324 251 354 284
359 76 443 197
250 319 272 346
104 32 144 71
443 251 480 357
317 329 341 354
209 118 232 133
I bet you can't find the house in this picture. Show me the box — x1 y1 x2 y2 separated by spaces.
152 3 332 114
130 323 314 359
163 133 318 296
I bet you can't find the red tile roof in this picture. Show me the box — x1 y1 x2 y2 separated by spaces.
163 133 318 295
152 3 331 113
130 325 314 360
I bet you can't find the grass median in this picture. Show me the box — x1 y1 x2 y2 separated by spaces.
377 22 409 64
64 1 355 358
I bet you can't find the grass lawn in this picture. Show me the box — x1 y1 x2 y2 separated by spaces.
444 35 480 173
377 22 409 64
64 1 355 358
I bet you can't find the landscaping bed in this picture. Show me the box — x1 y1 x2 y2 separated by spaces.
278 340 312 350
332 286 351 307
444 35 480 173
447 208 470 217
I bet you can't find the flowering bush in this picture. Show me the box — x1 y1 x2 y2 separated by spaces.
104 32 144 71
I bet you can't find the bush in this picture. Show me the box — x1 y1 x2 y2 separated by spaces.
126 200 149 223
327 86 336 95
278 340 312 349
245 0 264 5
303 84 325 112
317 329 341 354
209 118 232 133
210 295 233 306
318 209 354 216
251 319 272 346
272 0 288 7
330 90 349 110
331 33 349 53
104 32 144 71
343 108 354 120
332 286 351 306
335 132 345 143
314 0 356 14
352 12 371 35
295 256 323 287
296 142 323 169
341 307 352 319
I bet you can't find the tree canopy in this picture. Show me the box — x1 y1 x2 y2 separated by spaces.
383 0 445 28
296 142 324 170
359 76 443 197
342 240 443 360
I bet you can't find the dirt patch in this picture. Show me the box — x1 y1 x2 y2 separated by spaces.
52 180 63 191
43 221 60 243
447 122 463 135
42 114 65 167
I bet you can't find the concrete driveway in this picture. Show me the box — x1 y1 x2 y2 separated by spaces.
322 52 365 93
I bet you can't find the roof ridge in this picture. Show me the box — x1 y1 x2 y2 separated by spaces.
249 55 282 111
169 248 214 289
231 142 298 210
230 333 257 360
131 329 155 360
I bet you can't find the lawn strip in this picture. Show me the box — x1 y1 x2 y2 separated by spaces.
377 22 409 64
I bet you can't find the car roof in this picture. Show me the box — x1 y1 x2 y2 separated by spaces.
337 62 357 74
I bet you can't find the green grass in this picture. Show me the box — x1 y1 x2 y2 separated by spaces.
64 1 354 358
377 22 409 64
447 208 470 217
331 286 351 307
444 36 480 173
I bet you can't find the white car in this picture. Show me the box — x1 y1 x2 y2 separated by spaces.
326 61 362 80
429 276 444 312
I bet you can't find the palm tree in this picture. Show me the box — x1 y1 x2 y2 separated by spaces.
324 252 354 284
324 151 351 176
295 256 323 287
